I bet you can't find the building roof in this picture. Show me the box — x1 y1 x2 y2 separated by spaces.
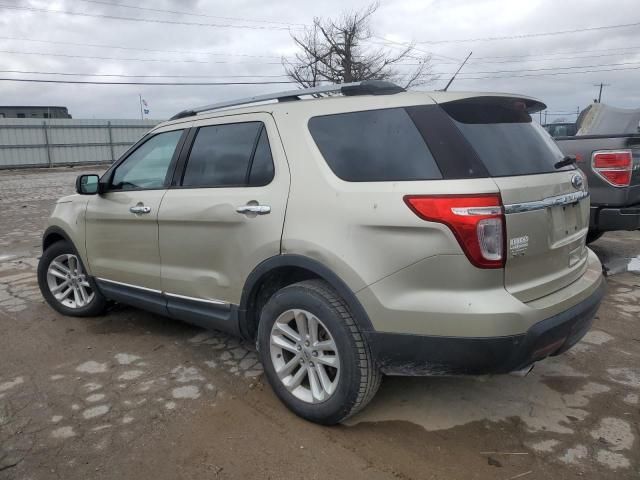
0 106 68 109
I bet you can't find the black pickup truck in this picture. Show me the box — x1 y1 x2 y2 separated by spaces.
547 105 640 242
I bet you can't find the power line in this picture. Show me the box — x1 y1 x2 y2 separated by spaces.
415 20 640 44
0 35 285 59
2 35 636 68
0 3 300 31
3 60 639 85
545 112 578 115
0 69 290 79
5 47 640 76
370 38 640 65
0 49 283 65
456 60 640 76
471 45 640 60
77 0 307 27
368 36 461 61
2 63 638 86
453 64 640 80
2 34 636 69
470 51 640 65
0 78 299 86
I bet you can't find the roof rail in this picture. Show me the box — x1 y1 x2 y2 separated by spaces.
169 80 405 120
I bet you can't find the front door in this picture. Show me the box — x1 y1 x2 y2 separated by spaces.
85 128 187 290
158 114 290 305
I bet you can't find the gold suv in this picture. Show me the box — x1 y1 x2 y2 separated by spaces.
38 81 605 424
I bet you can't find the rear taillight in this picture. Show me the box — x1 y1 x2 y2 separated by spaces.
592 150 633 187
404 194 505 269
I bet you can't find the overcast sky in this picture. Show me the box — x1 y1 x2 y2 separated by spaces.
1 0 639 121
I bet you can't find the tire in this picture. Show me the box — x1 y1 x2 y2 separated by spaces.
586 230 604 244
37 240 107 317
257 279 381 425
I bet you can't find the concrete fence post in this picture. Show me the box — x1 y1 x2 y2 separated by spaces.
42 120 52 168
107 121 115 162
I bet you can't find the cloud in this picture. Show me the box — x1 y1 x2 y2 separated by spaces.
0 0 638 119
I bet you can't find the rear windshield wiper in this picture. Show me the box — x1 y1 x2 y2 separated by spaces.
554 155 577 169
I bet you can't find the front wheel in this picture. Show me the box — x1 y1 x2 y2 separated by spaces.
257 279 381 425
37 240 107 317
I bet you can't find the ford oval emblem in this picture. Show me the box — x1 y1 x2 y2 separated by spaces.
571 173 584 190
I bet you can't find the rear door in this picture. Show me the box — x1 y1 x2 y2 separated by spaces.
158 113 289 306
440 97 589 302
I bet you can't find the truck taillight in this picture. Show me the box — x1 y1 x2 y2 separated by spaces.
404 194 505 269
592 150 633 187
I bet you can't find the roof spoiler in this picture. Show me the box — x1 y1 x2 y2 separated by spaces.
433 95 547 115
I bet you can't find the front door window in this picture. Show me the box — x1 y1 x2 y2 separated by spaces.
110 130 183 191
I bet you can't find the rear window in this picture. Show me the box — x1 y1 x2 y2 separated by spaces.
545 123 577 137
308 108 442 182
442 98 572 177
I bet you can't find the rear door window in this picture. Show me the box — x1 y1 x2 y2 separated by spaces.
181 122 274 187
248 127 275 186
441 98 571 177
308 108 442 182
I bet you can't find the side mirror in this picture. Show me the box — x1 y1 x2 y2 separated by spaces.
76 174 101 195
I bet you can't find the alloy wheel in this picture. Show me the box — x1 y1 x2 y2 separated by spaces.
46 254 94 309
269 309 341 403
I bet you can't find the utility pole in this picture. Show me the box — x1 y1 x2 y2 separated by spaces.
593 83 610 103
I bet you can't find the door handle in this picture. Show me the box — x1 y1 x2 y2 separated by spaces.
129 204 151 215
236 204 271 215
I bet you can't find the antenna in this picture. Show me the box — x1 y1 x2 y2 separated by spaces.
443 51 472 92
593 82 610 103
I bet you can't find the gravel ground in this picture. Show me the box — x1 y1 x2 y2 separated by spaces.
0 166 638 480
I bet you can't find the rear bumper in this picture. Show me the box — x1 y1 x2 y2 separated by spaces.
591 205 640 232
366 276 606 376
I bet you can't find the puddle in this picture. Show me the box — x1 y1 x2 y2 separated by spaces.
346 359 606 434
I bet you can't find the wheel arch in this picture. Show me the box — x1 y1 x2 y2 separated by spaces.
42 225 74 252
238 254 374 341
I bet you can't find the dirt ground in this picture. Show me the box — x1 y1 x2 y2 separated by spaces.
1 166 639 480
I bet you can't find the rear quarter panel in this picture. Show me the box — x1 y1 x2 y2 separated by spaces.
272 98 501 293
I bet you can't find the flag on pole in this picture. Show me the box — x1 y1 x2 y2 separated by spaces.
142 99 148 107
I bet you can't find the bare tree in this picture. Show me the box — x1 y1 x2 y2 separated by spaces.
283 2 435 89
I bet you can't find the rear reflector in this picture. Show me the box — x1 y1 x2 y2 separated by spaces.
592 150 633 187
404 194 505 268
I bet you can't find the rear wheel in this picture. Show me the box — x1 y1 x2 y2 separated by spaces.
257 279 381 425
37 240 107 317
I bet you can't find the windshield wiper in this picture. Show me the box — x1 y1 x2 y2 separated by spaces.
554 155 577 169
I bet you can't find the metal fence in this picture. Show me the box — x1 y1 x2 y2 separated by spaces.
0 118 160 169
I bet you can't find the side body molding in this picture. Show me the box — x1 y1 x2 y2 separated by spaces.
41 233 371 342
